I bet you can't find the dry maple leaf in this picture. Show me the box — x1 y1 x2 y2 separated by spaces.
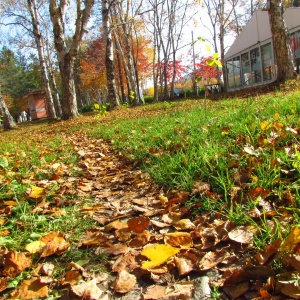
113 270 137 294
10 278 48 300
3 251 32 277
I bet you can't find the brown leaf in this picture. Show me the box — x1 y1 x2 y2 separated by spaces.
281 284 300 299
71 279 104 299
228 226 254 244
222 282 249 299
3 251 32 277
0 278 8 293
61 270 82 286
143 285 167 299
79 229 110 247
111 251 139 273
129 231 151 247
39 232 70 257
102 244 129 256
115 228 132 242
113 270 137 294
165 282 194 299
256 238 282 265
127 216 150 233
10 278 48 300
165 232 193 248
173 219 195 231
104 219 128 232
199 249 229 271
174 256 195 276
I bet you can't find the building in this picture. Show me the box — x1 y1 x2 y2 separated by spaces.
224 8 300 91
24 90 48 120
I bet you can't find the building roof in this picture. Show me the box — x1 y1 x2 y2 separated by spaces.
224 7 300 60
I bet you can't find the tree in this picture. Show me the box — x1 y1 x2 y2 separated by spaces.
0 90 16 130
267 0 296 82
27 0 57 119
101 0 119 109
49 0 95 120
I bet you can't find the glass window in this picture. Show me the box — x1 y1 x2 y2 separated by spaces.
250 47 262 84
226 60 234 88
233 56 241 87
241 53 251 86
261 43 274 81
290 30 300 59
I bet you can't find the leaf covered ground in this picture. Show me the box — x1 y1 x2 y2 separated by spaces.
1 86 300 299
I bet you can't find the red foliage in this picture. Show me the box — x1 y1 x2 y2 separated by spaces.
194 56 222 82
156 60 186 84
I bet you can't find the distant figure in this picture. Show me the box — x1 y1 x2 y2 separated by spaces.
27 109 32 121
20 110 27 122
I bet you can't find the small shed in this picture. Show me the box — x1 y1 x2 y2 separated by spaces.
24 90 48 120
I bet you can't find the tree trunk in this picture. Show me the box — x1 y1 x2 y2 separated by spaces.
27 0 57 119
268 0 296 82
49 0 94 120
102 0 120 109
0 92 16 130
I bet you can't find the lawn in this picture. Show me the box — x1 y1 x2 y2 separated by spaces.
1 84 300 299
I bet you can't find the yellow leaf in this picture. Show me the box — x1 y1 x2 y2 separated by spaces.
260 120 272 131
25 241 46 254
282 227 300 252
141 244 180 269
29 185 45 199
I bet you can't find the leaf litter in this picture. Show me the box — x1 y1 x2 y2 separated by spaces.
0 113 300 299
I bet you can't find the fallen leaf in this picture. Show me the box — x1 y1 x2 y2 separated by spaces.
281 283 300 299
282 227 300 252
28 185 45 199
39 232 70 257
10 278 48 300
25 241 46 254
113 270 137 294
173 219 195 231
104 219 128 232
129 231 151 247
228 226 254 244
127 216 150 233
256 238 282 265
141 244 180 269
174 256 195 276
61 270 82 286
0 278 8 293
3 251 32 277
165 232 193 248
0 229 10 236
143 285 167 299
71 279 104 299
